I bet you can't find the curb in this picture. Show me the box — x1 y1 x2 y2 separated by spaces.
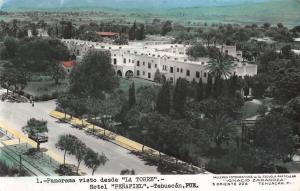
50 111 208 174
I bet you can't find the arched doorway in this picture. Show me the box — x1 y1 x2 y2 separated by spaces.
117 70 122 77
125 70 134 78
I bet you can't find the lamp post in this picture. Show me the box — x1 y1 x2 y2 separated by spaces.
141 129 148 152
19 154 22 173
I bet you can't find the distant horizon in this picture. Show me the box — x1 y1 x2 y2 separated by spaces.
0 0 299 27
0 0 269 10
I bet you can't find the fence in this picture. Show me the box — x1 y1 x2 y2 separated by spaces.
0 126 60 176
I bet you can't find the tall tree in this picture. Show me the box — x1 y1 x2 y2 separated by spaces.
283 97 300 123
128 21 137 40
89 93 123 130
0 66 27 94
31 23 38 36
84 148 108 175
196 78 204 101
228 74 240 96
205 74 213 98
73 139 87 175
273 67 300 103
202 29 217 47
207 51 234 80
173 78 188 116
57 94 77 119
14 38 69 74
128 82 136 107
70 50 119 98
113 34 129 45
281 45 294 59
49 63 66 85
253 111 295 160
61 21 74 39
250 74 268 98
10 19 18 37
212 78 224 98
156 82 171 114
186 44 207 59
55 134 77 166
153 69 165 84
206 114 236 148
69 97 88 126
136 24 145 40
161 21 172 36
3 37 19 59
135 86 158 113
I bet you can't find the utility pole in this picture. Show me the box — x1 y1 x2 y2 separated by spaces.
19 154 22 173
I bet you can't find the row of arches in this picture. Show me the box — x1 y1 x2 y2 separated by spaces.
116 70 134 78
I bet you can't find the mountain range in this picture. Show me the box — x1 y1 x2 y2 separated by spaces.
0 0 267 10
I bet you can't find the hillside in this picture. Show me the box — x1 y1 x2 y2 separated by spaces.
136 0 300 26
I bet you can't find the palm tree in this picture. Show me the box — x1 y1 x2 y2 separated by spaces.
206 114 236 148
207 51 234 80
202 29 217 47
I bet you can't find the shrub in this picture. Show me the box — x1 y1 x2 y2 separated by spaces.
206 158 236 174
55 164 77 176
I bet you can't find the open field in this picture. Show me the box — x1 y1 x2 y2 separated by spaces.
154 0 300 26
1 0 299 27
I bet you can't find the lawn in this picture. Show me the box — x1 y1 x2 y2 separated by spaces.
241 99 263 119
23 77 156 98
241 98 273 119
23 80 69 97
118 77 158 92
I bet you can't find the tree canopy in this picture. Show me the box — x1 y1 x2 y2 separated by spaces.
22 118 48 151
84 149 108 175
70 50 119 98
253 111 295 160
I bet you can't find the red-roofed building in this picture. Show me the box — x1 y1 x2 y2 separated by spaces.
60 60 76 74
96 32 120 38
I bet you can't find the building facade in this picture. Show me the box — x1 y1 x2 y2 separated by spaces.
62 39 257 84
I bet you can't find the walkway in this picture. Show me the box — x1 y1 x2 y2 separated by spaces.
0 100 159 175
50 111 205 174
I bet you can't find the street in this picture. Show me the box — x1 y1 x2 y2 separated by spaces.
0 99 159 175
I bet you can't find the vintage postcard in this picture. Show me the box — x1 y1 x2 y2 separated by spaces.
0 0 299 190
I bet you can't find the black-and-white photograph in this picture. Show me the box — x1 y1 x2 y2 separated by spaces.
0 1 299 189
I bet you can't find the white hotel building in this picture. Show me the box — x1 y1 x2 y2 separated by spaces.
61 39 257 84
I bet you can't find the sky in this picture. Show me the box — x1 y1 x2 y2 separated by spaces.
0 0 4 8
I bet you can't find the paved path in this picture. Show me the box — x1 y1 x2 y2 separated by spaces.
50 111 205 174
0 100 159 175
50 111 159 154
